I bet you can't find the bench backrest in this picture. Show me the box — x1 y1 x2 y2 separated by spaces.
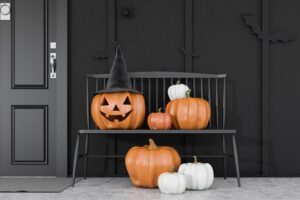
85 72 227 129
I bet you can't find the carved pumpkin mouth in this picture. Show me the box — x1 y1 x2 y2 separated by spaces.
100 110 133 122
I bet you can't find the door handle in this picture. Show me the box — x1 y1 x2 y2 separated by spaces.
50 53 56 79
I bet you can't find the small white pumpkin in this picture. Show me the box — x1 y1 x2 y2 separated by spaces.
178 156 214 190
158 172 187 194
168 80 190 100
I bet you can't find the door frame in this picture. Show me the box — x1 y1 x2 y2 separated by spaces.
56 0 68 177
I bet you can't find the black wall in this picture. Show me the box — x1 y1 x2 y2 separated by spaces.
69 0 300 176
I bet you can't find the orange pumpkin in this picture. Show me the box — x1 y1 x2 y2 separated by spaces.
166 90 211 129
91 91 146 129
147 108 172 130
125 139 181 188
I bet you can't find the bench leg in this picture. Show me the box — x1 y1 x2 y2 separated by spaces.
222 134 227 179
72 134 80 187
83 134 89 179
232 135 241 187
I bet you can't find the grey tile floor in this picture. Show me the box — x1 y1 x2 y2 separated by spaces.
0 178 299 200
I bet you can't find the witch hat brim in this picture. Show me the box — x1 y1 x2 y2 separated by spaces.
94 45 142 94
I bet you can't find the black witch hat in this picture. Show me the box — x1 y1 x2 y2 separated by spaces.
94 45 142 94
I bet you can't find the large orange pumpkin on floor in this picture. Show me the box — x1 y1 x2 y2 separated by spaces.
125 139 181 188
91 91 146 129
166 90 211 129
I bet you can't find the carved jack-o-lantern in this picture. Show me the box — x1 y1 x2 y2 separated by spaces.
91 92 146 129
92 45 145 129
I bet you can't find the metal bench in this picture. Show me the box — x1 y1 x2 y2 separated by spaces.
72 72 241 187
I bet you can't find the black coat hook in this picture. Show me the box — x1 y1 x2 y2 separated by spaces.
122 7 133 18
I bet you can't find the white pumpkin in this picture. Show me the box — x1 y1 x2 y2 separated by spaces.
158 172 187 194
168 80 190 100
178 156 214 190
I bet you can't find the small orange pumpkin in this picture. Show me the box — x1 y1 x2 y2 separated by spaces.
125 139 181 188
91 91 146 129
147 108 172 130
166 90 211 129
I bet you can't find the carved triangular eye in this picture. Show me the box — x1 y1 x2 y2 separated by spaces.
102 97 109 106
123 96 131 105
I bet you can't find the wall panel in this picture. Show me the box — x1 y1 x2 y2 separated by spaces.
269 0 300 175
192 0 262 176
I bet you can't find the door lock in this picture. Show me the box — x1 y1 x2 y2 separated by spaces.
50 53 57 79
0 3 11 21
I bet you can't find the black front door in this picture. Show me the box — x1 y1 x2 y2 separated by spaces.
0 0 67 176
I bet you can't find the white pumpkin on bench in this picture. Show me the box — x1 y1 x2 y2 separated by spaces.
167 80 190 100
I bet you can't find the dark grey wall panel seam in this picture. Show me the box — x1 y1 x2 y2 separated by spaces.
261 0 270 176
183 0 193 73
108 0 117 70
107 0 118 176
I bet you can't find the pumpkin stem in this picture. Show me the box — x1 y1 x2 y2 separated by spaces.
176 79 181 85
171 166 176 172
185 89 192 98
149 138 157 149
193 156 198 163
158 107 162 112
